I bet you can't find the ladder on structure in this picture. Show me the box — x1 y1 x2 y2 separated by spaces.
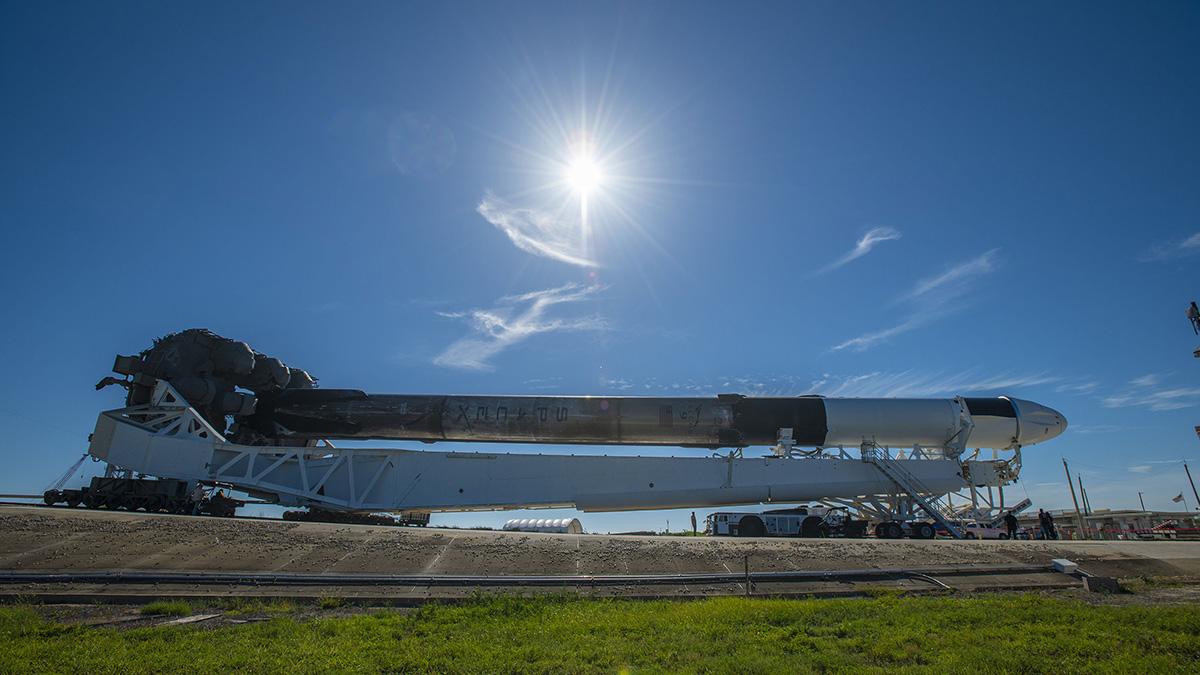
861 445 965 539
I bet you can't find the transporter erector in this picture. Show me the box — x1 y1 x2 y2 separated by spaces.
82 329 1066 537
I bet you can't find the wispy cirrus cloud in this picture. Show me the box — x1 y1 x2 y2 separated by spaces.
477 192 597 268
814 227 901 275
830 315 936 352
1128 459 1196 475
902 248 1000 301
1129 373 1163 388
595 369 1061 399
433 283 606 371
831 249 1001 352
1102 378 1200 412
1102 388 1200 412
1055 380 1100 395
1137 231 1200 263
808 369 1059 398
1068 424 1129 435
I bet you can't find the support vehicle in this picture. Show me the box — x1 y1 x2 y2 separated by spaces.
706 506 868 538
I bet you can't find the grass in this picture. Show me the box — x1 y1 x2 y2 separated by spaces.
138 600 191 617
2 594 1198 673
317 596 344 610
210 598 299 617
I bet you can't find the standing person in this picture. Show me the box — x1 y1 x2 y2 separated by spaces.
1037 509 1050 540
690 511 698 535
1003 511 1019 539
1045 511 1058 540
189 482 206 515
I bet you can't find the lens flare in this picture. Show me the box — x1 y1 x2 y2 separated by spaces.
566 155 602 194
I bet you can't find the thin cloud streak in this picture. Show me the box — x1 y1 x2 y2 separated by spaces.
809 370 1059 398
830 315 930 352
830 248 1001 352
433 283 606 371
1102 384 1200 412
1055 381 1100 395
477 191 597 268
1137 231 1200 262
903 249 1000 300
814 227 901 275
1130 374 1163 387
595 369 1062 400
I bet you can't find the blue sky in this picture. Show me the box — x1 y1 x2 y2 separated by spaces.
2 1 1198 531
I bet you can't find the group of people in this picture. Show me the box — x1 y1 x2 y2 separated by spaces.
1037 509 1059 540
1002 508 1058 540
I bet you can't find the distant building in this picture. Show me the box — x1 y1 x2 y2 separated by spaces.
502 518 584 534
1019 509 1199 540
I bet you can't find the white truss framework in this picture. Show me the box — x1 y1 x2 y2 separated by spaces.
88 382 1023 516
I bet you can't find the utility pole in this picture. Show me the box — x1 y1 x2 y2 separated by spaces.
1186 462 1200 512
1064 458 1087 540
1078 476 1090 515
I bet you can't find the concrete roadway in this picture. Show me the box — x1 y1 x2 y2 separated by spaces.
1 505 1197 603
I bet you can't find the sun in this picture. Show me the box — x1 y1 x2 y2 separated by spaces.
566 152 603 195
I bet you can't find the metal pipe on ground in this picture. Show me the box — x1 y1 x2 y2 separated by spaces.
0 564 1056 588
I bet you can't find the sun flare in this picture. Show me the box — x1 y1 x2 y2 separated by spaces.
566 153 603 195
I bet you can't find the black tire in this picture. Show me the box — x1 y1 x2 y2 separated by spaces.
800 516 825 538
66 497 81 508
845 521 869 538
82 494 99 509
964 532 977 539
43 491 59 506
999 533 1009 540
738 516 767 538
914 522 935 540
883 522 903 539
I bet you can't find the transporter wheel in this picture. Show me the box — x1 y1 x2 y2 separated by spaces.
998 533 1009 540
964 532 977 539
800 516 825 538
82 494 99 509
43 491 59 506
66 496 81 508
738 516 767 538
913 522 935 540
882 522 903 539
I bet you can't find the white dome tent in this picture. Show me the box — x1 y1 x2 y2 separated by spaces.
502 518 584 534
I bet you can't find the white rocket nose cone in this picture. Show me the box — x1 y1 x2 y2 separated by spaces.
1010 398 1068 445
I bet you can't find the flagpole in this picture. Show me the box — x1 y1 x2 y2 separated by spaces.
1185 462 1199 512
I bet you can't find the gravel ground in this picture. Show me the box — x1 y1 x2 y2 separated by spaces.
2 504 1199 579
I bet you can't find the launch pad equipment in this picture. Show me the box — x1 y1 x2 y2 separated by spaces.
81 330 1068 536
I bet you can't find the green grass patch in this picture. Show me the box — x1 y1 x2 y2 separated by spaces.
139 600 191 617
210 598 298 617
2 594 1197 673
317 596 344 610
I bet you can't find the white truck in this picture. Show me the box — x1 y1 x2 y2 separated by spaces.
706 506 869 538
